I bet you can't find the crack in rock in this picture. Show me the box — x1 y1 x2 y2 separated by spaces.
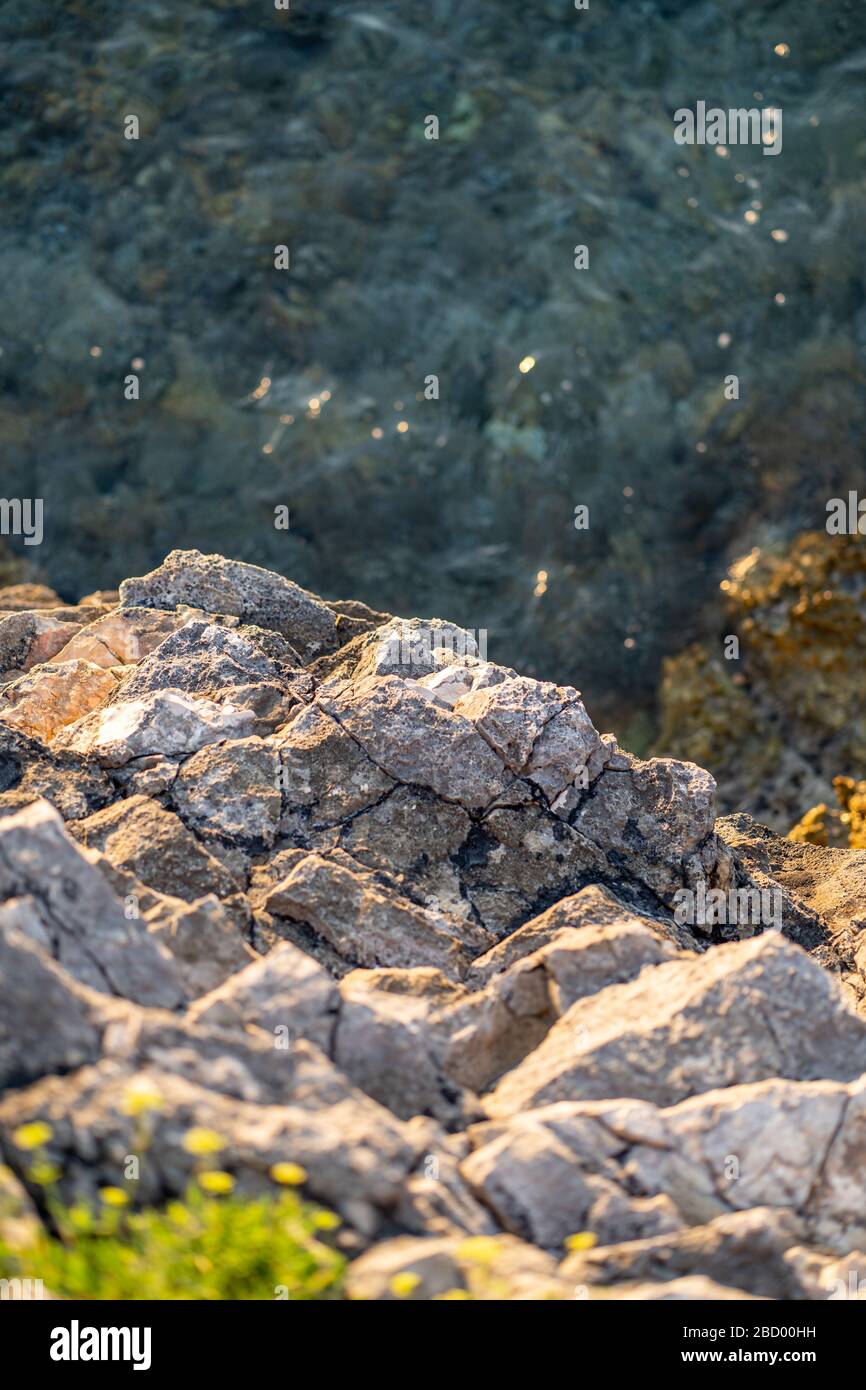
0 550 864 1298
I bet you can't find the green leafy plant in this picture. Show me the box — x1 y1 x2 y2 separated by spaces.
0 1123 344 1301
0 1182 345 1301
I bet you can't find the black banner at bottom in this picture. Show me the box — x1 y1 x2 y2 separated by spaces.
2 1296 854 1376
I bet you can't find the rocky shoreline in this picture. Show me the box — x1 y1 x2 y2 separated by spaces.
2 549 866 1299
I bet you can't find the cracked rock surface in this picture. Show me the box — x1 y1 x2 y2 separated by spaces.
2 550 866 1299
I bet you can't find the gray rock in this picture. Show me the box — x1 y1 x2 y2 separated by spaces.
718 811 863 954
0 1052 430 1235
560 1207 808 1300
119 550 338 660
4 551 866 1297
466 884 687 985
188 941 339 1053
442 920 680 1095
572 754 730 904
100 1007 333 1109
0 612 82 673
349 616 487 682
658 1082 844 1225
345 1232 570 1300
486 932 866 1116
0 921 104 1089
335 784 472 922
51 607 193 668
457 801 609 939
145 894 257 1000
108 621 307 733
71 795 240 900
318 673 515 812
0 724 115 821
332 919 678 1123
335 969 479 1126
393 1136 501 1241
454 676 604 803
0 800 183 1008
266 850 492 978
171 736 281 849
274 700 395 827
465 1072 866 1260
462 1101 683 1251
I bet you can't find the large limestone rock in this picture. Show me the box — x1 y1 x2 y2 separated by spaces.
0 921 104 1090
462 1100 685 1251
144 894 257 1000
317 673 515 813
485 933 866 1116
3 554 866 1299
332 785 472 920
465 884 689 985
0 1053 432 1235
452 675 606 802
274 700 396 827
335 617 490 684
720 811 866 953
571 754 724 903
456 802 611 938
0 611 83 673
334 969 478 1127
172 736 281 850
464 1072 866 1259
51 607 191 668
560 1207 808 1300
0 724 114 821
561 1206 811 1301
329 917 680 1123
108 621 309 733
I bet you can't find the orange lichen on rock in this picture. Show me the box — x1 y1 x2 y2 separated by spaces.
657 531 866 828
790 776 866 850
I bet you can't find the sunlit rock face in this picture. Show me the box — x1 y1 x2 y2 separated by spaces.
1 553 866 1298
